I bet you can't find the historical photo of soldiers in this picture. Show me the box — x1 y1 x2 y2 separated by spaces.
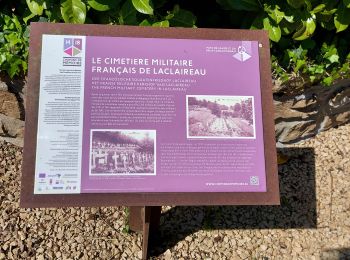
90 129 156 175
187 95 255 138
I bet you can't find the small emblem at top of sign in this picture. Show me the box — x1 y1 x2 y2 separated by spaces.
233 45 251 62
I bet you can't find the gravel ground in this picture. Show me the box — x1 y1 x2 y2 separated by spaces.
1 124 349 259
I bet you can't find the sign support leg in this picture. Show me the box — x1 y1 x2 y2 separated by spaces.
129 206 161 259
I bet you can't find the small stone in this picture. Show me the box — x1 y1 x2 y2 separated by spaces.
0 81 8 91
260 245 268 251
214 235 222 243
164 249 172 260
294 246 302 252
280 242 287 249
17 231 25 240
37 255 45 260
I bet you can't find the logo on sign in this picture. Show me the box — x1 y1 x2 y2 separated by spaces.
63 38 82 66
233 46 251 62
64 38 82 56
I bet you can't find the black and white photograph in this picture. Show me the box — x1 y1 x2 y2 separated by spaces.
187 95 255 138
90 129 156 175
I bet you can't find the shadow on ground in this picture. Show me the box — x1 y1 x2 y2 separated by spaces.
320 248 350 260
149 147 317 257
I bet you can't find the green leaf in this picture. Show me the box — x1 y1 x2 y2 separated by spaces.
131 0 153 15
88 0 119 11
265 4 285 24
322 76 333 86
152 20 169 27
23 12 36 24
284 14 294 23
287 0 304 9
293 18 316 41
344 0 350 8
169 7 196 27
312 4 325 14
9 64 21 78
305 0 313 11
294 59 306 72
323 45 339 64
26 0 47 16
216 0 261 11
263 17 281 42
287 46 307 64
5 33 21 47
328 54 339 63
122 224 130 234
119 0 138 25
22 59 28 74
11 15 22 32
139 19 151 26
23 26 30 39
309 75 316 82
322 8 337 16
61 0 86 24
165 12 174 20
315 66 324 74
334 4 350 32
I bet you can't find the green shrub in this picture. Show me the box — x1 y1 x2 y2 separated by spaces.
0 13 29 78
0 0 349 86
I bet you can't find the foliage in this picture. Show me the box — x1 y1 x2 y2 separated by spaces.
0 13 29 78
217 0 350 86
0 0 349 86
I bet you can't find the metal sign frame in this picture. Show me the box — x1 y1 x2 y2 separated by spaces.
21 22 279 208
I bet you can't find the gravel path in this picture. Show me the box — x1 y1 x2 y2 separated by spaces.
1 124 349 259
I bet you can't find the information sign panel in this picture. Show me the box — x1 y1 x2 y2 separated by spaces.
21 23 279 207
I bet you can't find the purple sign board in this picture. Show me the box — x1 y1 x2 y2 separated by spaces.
32 29 269 195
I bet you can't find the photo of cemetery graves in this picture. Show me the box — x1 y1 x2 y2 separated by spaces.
187 95 255 138
90 130 156 175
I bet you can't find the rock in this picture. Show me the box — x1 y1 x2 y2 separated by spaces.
164 249 172 260
274 79 350 145
0 91 21 119
0 77 26 147
260 245 268 251
37 255 45 260
0 81 8 91
0 114 24 147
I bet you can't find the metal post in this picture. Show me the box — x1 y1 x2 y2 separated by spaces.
129 206 161 259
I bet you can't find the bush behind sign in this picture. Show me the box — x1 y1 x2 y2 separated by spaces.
0 0 349 86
